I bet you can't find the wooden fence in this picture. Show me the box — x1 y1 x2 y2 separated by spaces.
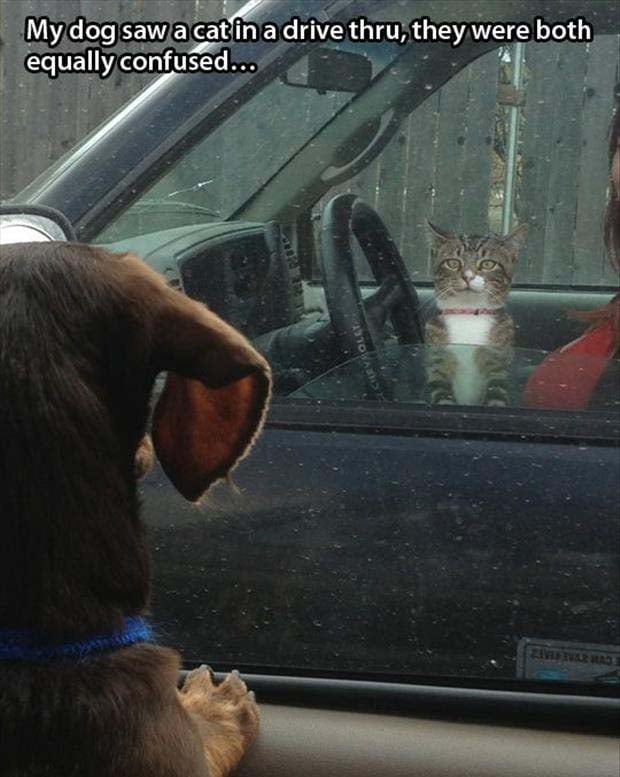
0 0 245 199
330 37 619 285
1 1 618 285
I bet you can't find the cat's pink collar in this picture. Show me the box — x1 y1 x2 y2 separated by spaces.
442 308 498 316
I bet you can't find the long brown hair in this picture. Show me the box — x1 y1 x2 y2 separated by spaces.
572 98 620 357
603 105 620 268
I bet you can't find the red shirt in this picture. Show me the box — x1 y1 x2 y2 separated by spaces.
523 316 617 410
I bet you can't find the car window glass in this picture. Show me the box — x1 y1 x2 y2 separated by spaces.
101 35 619 411
312 35 619 288
293 35 619 411
79 5 619 688
96 40 402 243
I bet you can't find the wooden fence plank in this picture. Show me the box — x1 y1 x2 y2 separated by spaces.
540 43 589 284
3 0 40 195
24 0 80 191
518 42 562 282
432 67 470 234
75 0 122 136
460 49 499 236
400 93 440 278
0 0 28 197
372 124 409 247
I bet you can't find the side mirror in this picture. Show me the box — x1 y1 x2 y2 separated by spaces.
0 204 76 244
282 48 372 94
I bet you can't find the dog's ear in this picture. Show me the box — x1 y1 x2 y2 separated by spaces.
140 264 271 503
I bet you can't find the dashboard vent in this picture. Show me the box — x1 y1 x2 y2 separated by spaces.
282 234 304 321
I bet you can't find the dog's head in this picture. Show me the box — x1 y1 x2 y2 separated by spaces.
0 241 271 503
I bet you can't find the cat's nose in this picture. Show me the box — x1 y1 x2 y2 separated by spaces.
462 269 475 282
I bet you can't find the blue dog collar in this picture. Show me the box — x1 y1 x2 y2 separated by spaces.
0 616 153 662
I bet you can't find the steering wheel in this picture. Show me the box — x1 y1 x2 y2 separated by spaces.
319 193 423 399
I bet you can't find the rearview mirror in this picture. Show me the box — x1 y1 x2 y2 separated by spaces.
282 48 372 94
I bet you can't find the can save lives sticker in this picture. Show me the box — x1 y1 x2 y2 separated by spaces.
517 638 620 682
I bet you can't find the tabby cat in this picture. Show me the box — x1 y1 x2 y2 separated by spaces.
425 221 528 406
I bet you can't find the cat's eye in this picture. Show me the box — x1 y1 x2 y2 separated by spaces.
444 259 462 270
479 259 497 270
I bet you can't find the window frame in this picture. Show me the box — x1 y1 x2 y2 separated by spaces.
178 670 620 735
266 395 620 444
12 0 619 713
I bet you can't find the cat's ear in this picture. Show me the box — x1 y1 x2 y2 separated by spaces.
427 220 454 248
501 223 528 256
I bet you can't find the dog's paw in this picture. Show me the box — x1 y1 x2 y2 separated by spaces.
215 670 259 745
134 434 154 478
182 665 259 742
180 665 259 776
182 663 216 688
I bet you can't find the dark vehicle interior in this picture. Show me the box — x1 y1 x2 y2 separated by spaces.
105 215 620 405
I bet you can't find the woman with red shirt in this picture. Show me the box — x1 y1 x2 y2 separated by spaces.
523 98 620 410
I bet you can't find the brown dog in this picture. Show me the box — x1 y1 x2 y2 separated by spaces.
0 242 271 776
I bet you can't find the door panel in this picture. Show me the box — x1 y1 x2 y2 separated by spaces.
235 704 620 777
145 427 619 683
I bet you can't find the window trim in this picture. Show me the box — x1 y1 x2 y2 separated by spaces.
266 397 620 445
178 669 620 735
